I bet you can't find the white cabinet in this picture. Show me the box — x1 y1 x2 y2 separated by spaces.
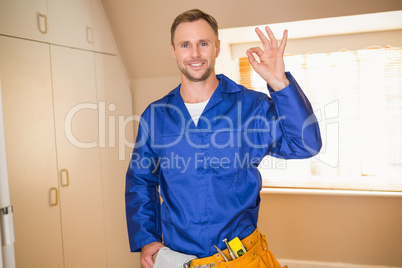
0 35 136 267
51 45 108 268
95 53 135 267
92 0 116 54
0 0 137 267
0 35 109 268
0 0 48 42
47 0 94 51
0 0 116 54
0 36 64 268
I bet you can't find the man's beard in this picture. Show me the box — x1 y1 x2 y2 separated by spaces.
178 63 214 82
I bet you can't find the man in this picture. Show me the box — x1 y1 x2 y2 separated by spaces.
126 9 321 268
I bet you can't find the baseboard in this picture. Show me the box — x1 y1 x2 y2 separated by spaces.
278 259 402 268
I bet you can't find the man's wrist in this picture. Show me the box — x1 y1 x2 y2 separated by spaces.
141 241 164 252
269 78 290 92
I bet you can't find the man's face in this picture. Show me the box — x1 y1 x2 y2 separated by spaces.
171 19 220 82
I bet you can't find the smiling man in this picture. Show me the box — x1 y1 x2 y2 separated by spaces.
126 9 321 268
171 18 218 83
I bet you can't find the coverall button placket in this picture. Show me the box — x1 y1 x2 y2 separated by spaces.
195 128 209 251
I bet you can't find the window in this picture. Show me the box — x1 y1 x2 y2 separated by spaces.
239 46 402 192
217 11 402 192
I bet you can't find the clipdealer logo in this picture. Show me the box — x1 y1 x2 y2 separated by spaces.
306 100 339 168
64 101 137 160
63 99 338 167
129 151 287 174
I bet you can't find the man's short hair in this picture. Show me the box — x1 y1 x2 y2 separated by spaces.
170 9 219 46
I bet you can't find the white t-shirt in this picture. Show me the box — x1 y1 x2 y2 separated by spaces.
184 99 210 127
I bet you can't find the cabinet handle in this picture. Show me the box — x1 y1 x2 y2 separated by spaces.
50 187 58 207
37 13 48 34
86 26 95 44
60 169 70 187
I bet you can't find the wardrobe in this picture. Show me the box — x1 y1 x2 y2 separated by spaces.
0 0 137 267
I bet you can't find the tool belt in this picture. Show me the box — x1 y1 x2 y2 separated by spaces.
188 228 286 268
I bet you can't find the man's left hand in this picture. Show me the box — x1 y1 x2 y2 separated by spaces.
246 26 289 91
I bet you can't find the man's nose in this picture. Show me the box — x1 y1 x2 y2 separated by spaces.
191 46 201 58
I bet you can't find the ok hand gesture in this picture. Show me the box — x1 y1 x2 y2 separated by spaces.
246 26 289 91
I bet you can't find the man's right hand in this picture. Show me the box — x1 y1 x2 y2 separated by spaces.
141 241 165 268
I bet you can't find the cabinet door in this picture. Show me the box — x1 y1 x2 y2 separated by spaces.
50 45 107 268
95 54 138 267
0 0 48 42
47 0 95 51
92 0 116 55
0 36 64 268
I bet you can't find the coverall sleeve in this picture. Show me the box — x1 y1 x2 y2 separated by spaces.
125 108 161 252
265 72 322 159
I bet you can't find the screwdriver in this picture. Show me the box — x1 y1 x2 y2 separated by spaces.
213 245 229 262
223 238 237 260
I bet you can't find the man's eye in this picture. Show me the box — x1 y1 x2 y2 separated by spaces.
200 43 207 47
182 44 189 48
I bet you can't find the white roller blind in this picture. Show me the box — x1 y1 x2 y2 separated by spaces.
240 47 402 192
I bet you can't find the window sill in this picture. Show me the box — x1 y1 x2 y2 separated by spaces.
261 187 402 197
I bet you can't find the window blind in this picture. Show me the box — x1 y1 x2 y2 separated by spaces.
240 47 402 192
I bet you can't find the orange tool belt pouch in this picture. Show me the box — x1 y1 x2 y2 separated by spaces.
189 228 286 268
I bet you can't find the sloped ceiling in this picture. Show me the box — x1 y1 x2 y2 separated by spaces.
101 0 402 80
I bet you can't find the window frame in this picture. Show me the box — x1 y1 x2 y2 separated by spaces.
216 11 402 194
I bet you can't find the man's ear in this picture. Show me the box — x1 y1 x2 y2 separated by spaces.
170 43 176 58
216 40 221 58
